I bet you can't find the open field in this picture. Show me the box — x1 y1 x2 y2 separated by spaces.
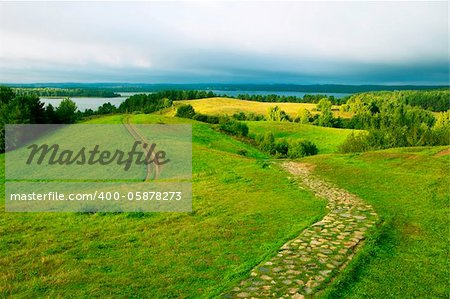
1 114 326 298
246 121 359 154
167 97 352 118
304 146 450 298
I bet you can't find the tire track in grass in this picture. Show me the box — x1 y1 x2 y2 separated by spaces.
122 115 160 181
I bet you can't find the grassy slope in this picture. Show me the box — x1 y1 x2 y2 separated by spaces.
304 147 449 298
166 97 352 118
1 114 326 298
246 121 358 154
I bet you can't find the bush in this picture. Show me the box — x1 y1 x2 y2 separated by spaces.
206 115 220 124
275 139 289 157
192 113 208 122
232 112 265 121
288 140 318 158
339 132 371 153
219 118 248 137
232 112 247 120
175 104 196 119
258 132 276 154
253 132 318 158
237 149 248 156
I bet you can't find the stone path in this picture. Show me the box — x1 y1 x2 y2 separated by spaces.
223 162 378 299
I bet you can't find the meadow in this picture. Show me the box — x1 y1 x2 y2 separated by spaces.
1 108 449 298
168 97 352 118
1 114 327 298
245 121 358 154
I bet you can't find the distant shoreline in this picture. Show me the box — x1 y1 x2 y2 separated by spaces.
2 83 448 94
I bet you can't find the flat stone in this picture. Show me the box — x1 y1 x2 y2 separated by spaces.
295 279 305 286
272 267 283 272
320 270 332 276
289 288 299 294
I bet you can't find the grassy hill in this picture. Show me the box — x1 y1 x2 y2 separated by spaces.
166 97 352 118
304 146 449 298
2 112 448 298
1 114 326 298
246 121 359 154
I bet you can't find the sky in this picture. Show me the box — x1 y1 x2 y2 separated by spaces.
0 1 448 85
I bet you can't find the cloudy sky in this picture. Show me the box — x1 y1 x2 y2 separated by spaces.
0 1 448 84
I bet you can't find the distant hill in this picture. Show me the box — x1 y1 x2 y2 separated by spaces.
2 83 448 93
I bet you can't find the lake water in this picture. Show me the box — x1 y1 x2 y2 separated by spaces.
41 90 351 111
41 96 129 111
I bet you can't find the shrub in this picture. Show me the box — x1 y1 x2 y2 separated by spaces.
232 112 265 121
219 118 249 137
253 132 318 158
267 106 291 121
338 132 371 153
288 140 318 158
175 104 196 119
206 115 220 124
275 139 289 157
192 113 208 122
237 149 248 156
232 112 247 120
258 132 276 154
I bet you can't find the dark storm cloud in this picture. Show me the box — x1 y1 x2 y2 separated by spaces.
0 1 448 84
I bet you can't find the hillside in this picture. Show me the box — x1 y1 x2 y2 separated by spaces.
1 114 326 298
304 146 449 298
246 121 358 154
167 97 352 118
2 113 448 298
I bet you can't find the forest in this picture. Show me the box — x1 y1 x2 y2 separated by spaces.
12 87 121 98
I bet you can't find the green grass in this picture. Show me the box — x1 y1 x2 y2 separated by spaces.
246 121 359 154
3 112 448 298
0 114 326 298
303 147 449 298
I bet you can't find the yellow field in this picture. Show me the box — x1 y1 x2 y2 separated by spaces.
166 97 352 118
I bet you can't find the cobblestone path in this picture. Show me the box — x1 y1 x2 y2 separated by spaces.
223 162 378 298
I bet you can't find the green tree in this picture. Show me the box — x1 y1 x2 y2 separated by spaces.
267 106 289 121
0 86 15 105
175 104 196 119
56 98 78 123
316 99 334 127
162 98 173 108
298 108 312 124
259 132 276 154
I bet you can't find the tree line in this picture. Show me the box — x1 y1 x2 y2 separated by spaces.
339 96 450 152
228 93 345 105
13 88 121 98
0 86 79 152
344 89 449 112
